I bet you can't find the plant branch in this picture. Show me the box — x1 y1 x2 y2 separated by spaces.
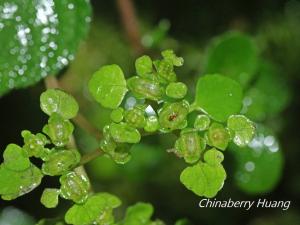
79 148 104 166
116 0 144 55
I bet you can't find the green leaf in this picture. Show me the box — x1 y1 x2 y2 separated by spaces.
0 0 91 96
227 115 255 146
65 193 121 225
40 89 79 119
166 82 187 99
175 219 193 225
193 114 210 131
161 50 184 67
127 76 164 101
22 130 50 159
229 126 283 194
174 129 206 164
144 115 159 133
110 107 124 123
158 101 189 132
204 32 258 86
180 159 226 198
40 188 60 208
204 148 224 166
60 171 90 204
42 150 80 176
195 74 243 122
88 65 128 109
43 113 74 147
109 123 141 144
3 144 30 171
0 164 43 200
135 55 153 77
206 123 230 150
121 202 154 225
124 105 146 128
243 61 291 121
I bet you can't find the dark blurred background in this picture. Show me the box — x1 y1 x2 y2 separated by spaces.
1 0 300 224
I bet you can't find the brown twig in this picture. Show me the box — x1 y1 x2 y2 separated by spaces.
116 0 144 55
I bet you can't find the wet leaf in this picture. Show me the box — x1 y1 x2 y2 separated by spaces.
120 202 153 225
166 82 187 99
127 76 164 101
65 193 121 225
40 188 60 208
193 114 210 131
42 150 80 176
109 123 141 144
88 65 127 109
174 129 206 164
180 154 226 198
43 113 74 147
124 105 146 128
110 107 124 123
161 49 184 67
3 144 30 171
0 164 43 200
0 0 91 96
60 171 90 204
144 115 159 132
135 55 153 77
22 130 50 159
158 101 189 132
204 32 258 86
227 115 255 146
40 89 79 119
206 123 230 150
195 74 243 122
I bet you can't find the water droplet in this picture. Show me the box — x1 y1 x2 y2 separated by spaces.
245 161 255 172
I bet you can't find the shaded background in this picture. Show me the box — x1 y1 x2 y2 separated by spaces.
1 0 300 224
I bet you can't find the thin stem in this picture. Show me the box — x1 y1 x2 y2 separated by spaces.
79 148 104 166
116 0 144 55
44 76 101 140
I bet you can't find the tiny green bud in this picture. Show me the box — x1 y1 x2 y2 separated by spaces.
158 100 189 132
161 49 184 66
175 129 206 164
40 188 60 208
60 171 90 204
194 115 211 131
206 123 230 150
127 76 164 101
42 113 74 147
135 55 153 77
42 150 81 176
124 105 146 128
166 82 187 99
144 115 159 132
109 123 141 144
22 130 50 159
110 107 124 123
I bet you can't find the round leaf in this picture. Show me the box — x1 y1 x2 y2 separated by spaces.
65 193 121 225
229 127 283 194
40 188 60 208
0 0 91 95
3 144 30 171
0 164 43 200
204 32 258 86
227 115 255 147
195 74 243 122
180 161 226 198
88 64 128 109
40 89 79 119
